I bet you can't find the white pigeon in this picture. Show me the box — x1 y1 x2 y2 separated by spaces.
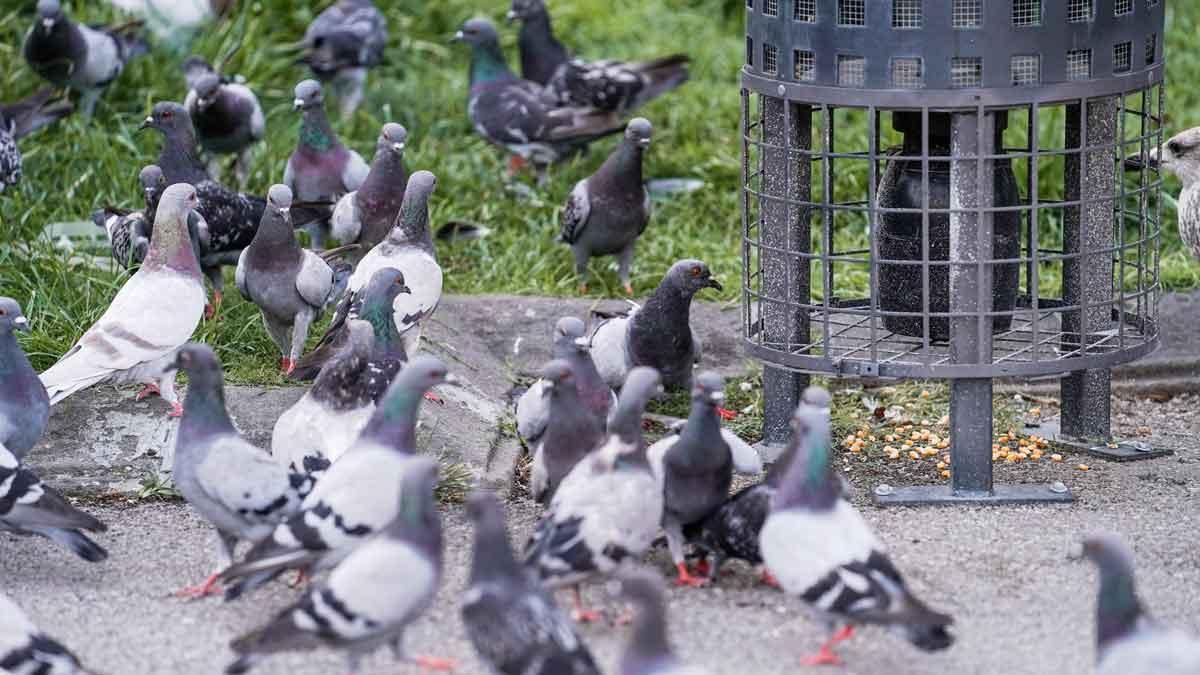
0 590 95 674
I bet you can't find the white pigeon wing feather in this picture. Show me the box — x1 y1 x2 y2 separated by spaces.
515 379 550 442
295 249 335 309
760 501 883 597
390 251 442 337
194 435 297 533
588 315 632 390
1098 627 1200 675
235 248 250 299
330 191 362 244
646 434 678 488
723 429 763 474
341 150 370 192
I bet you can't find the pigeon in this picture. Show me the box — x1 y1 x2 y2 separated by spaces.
1 590 96 674
1080 535 1200 675
453 18 624 182
760 386 954 665
39 183 206 416
92 167 155 270
270 276 411 477
0 88 72 193
516 316 616 448
462 490 601 675
219 357 455 600
0 444 109 563
225 457 455 675
508 0 690 115
560 118 652 294
235 185 339 373
298 0 388 119
285 79 370 250
524 367 664 622
1125 128 1200 261
589 259 723 392
22 0 146 118
647 371 733 587
527 359 605 505
182 57 265 187
168 343 314 598
330 123 409 265
617 571 708 675
0 298 49 463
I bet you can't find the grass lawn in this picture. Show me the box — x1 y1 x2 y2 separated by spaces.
1 0 1198 383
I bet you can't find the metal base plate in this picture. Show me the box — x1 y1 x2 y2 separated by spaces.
872 483 1074 506
1035 419 1174 462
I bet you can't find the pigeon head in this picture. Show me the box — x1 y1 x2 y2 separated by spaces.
466 489 504 530
378 123 408 156
774 386 837 510
692 371 725 407
453 18 500 47
664 259 723 297
617 570 677 670
539 359 574 393
169 342 220 379
625 118 653 149
389 171 437 245
0 297 30 335
506 0 547 22
156 183 199 222
551 316 589 355
36 0 62 32
194 74 222 109
267 184 293 215
140 102 191 136
293 80 324 112
363 267 411 307
139 164 165 203
1080 534 1146 656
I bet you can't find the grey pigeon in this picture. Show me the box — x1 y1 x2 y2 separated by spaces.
285 79 369 249
0 298 49 463
225 457 453 675
1080 535 1200 675
527 359 604 506
22 0 146 118
647 371 732 588
516 316 616 448
219 357 455 600
589 260 723 391
235 184 337 373
1125 127 1200 261
506 0 566 85
0 88 72 193
182 56 265 187
298 0 388 118
760 387 953 665
524 367 664 622
331 123 409 265
617 571 708 675
453 18 624 183
271 277 411 477
40 184 207 416
0 590 96 674
0 444 109 563
169 343 314 598
462 491 601 675
560 118 652 294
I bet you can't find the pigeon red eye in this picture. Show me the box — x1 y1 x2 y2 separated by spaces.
691 267 701 277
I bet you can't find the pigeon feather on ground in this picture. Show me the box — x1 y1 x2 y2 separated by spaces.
182 56 265 187
299 0 387 118
1 590 96 674
617 571 709 675
0 88 72 194
527 360 604 506
516 316 616 447
331 123 408 265
0 299 49 463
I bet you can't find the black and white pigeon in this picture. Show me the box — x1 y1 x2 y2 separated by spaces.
453 18 624 183
235 184 338 374
0 88 72 194
92 165 157 270
760 386 954 665
271 272 410 476
647 371 733 588
298 0 388 119
219 357 454 600
169 343 314 598
617 571 707 675
463 490 601 675
1080 534 1200 675
507 0 690 115
527 360 605 506
330 122 408 265
0 590 96 674
0 298 49 464
524 366 664 622
560 118 652 295
0 444 109 563
182 56 265 187
516 316 616 448
40 184 207 416
589 259 723 392
225 457 455 675
285 79 369 250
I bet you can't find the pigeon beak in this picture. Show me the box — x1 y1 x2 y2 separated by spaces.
41 18 55 32
1123 146 1160 172
138 116 153 131
293 98 305 110
637 138 651 149
13 316 30 333
442 373 462 387
573 337 590 349
392 142 405 154
451 30 464 42
279 206 291 217
705 277 724 291
505 9 518 22
709 391 726 404
398 284 412 295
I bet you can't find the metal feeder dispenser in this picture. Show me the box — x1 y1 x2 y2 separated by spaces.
742 0 1168 505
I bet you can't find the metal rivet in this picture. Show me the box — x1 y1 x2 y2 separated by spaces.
1050 481 1068 494
874 484 894 496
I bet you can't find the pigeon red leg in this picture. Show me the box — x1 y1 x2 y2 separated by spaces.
693 558 712 577
174 572 222 599
279 357 292 373
412 655 457 672
168 401 184 418
569 586 602 623
423 391 444 404
759 569 781 588
829 625 856 644
799 642 843 667
136 383 161 401
673 562 709 588
716 406 737 420
507 155 527 176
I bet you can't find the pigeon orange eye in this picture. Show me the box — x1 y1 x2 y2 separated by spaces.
691 267 701 277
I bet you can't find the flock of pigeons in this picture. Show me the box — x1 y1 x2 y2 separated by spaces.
2 0 1200 674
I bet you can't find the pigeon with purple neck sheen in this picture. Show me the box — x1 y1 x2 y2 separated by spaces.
1080 535 1200 675
182 57 265 188
298 0 388 118
761 386 954 666
617 571 708 675
516 316 616 448
0 298 49 464
561 118 652 295
0 590 97 674
40 184 206 416
0 88 72 194
331 123 408 265
285 79 370 250
528 359 605 506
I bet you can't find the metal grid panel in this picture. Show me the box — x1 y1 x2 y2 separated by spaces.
1067 0 1092 23
1067 49 1092 80
891 58 923 88
838 0 866 26
953 0 982 28
1114 41 1132 73
794 50 815 81
763 0 779 17
951 57 983 88
1146 33 1157 64
892 0 922 28
1012 0 1040 26
1011 55 1040 86
794 0 816 21
1147 0 1159 5
838 55 867 86
1114 0 1133 16
763 43 778 75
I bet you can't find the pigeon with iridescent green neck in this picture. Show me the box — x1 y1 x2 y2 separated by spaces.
331 123 409 264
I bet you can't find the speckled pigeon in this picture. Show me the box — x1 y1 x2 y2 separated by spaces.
40 184 206 416
1081 535 1200 675
168 343 314 598
0 299 49 464
0 88 72 194
516 316 616 448
331 123 408 265
453 18 624 182
760 386 953 665
463 490 601 675
1 443 109 563
560 118 652 294
225 457 455 675
182 56 265 187
1 590 96 674
285 79 369 249
235 184 339 373
617 571 708 675
298 0 388 118
93 164 211 275
589 260 723 392
219 357 454 600
22 0 146 118
528 360 605 506
524 367 664 622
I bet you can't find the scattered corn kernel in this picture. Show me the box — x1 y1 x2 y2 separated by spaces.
998 435 1009 443
1051 454 1063 462
921 447 938 457
1029 406 1041 417
942 453 951 464
1018 439 1029 447
884 434 896 443
938 415 949 426
902 441 913 449
920 390 931 398
936 461 946 470
940 470 951 478
1077 464 1090 471
937 439 950 449
908 450 920 460
1006 454 1020 463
